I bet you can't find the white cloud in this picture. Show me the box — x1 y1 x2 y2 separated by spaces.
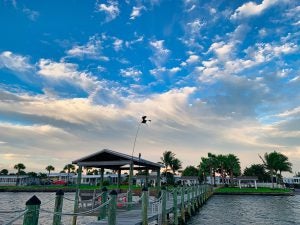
231 0 279 20
169 67 181 74
37 59 99 93
149 40 171 67
187 19 203 35
22 7 39 21
66 35 108 60
0 51 33 72
97 0 120 22
130 6 145 20
208 42 234 60
186 55 200 64
113 38 123 51
120 67 142 81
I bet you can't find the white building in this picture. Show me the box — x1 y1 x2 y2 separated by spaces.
283 177 300 185
0 175 31 186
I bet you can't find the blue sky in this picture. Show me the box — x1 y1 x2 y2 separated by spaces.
0 0 299 174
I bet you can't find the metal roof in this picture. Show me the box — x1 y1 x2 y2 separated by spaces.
72 149 163 169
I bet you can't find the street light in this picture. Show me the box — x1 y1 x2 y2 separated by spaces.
128 116 151 201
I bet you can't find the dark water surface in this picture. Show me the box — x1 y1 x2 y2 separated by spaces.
189 195 300 225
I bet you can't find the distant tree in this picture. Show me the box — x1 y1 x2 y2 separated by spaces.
243 164 270 182
294 172 300 177
216 154 227 184
38 172 47 179
14 163 26 175
260 151 292 188
225 154 241 186
45 165 55 176
170 158 182 175
182 166 199 177
27 172 37 177
0 169 8 175
13 163 26 186
64 164 75 184
160 151 175 173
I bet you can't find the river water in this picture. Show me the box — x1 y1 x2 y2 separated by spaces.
1 192 300 225
189 195 300 225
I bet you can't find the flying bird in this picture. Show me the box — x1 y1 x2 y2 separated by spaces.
141 116 151 123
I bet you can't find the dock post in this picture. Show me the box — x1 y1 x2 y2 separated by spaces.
98 186 108 220
142 186 149 225
23 195 41 225
53 190 64 225
173 187 178 225
191 185 195 215
127 188 132 210
180 186 185 224
161 187 167 225
72 165 82 225
108 190 117 225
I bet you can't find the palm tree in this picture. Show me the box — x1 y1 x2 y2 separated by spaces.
225 154 241 186
13 163 26 186
276 153 292 183
160 151 175 173
64 164 75 184
45 165 55 176
216 154 227 184
207 153 218 186
170 158 182 175
0 169 8 175
260 151 280 188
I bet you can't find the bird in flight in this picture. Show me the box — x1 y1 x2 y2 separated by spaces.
141 116 151 123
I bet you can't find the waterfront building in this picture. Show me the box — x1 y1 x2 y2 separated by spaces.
0 175 32 186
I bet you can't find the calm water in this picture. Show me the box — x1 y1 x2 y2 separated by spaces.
0 192 96 225
189 195 300 225
1 192 300 225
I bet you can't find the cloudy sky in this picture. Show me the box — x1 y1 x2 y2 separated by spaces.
0 0 299 174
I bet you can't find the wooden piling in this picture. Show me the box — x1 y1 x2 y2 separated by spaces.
98 186 108 220
23 195 41 225
161 188 167 225
142 187 149 225
180 186 185 224
52 190 64 225
108 190 117 225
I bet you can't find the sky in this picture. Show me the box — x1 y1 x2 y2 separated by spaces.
0 0 299 175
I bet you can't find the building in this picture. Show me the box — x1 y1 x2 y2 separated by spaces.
283 177 300 185
0 175 32 186
72 174 127 185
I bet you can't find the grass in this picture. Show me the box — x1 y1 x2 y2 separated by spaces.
215 187 292 194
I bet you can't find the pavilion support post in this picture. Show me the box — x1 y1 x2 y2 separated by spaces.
156 169 161 194
52 190 64 225
187 186 191 218
145 169 149 188
142 187 149 225
255 180 257 189
117 169 121 190
72 165 82 225
239 180 241 189
100 168 104 188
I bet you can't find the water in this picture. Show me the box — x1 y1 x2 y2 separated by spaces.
189 195 300 225
0 192 96 225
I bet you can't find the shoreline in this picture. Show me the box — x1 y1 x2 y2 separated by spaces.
214 192 294 196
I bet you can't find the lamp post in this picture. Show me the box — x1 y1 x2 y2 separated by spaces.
128 116 150 204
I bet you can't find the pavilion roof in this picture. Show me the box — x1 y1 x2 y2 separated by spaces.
72 149 163 170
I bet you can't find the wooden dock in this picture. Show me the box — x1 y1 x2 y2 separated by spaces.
87 185 213 225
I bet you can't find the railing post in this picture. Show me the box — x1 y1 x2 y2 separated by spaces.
187 186 191 218
127 189 132 210
142 187 149 225
98 186 108 220
161 187 167 225
53 190 64 225
23 195 41 225
180 185 185 224
108 190 117 225
191 185 195 214
173 187 178 225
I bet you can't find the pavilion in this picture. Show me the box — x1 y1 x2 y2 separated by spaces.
237 176 258 189
72 148 163 188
